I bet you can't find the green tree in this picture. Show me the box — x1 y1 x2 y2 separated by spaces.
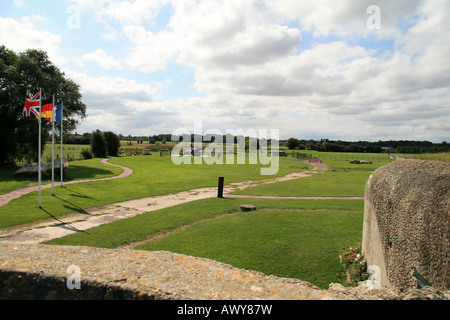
104 131 120 157
286 137 300 150
0 46 86 165
91 130 107 158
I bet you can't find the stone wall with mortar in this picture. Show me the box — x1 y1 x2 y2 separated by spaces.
362 159 449 290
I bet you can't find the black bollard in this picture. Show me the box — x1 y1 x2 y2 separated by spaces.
218 177 224 198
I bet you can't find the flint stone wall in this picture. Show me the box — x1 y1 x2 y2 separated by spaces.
362 159 449 290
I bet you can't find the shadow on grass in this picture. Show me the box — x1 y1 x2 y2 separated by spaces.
65 165 118 181
53 188 93 215
65 187 95 200
39 206 89 234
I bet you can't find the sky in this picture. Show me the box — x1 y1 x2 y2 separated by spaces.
0 0 449 142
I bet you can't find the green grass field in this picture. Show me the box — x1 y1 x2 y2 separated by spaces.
46 197 364 289
0 158 123 195
404 152 450 162
39 153 388 289
231 159 392 197
6 150 446 289
0 154 310 228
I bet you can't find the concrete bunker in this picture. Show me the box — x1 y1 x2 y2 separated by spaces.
362 159 449 290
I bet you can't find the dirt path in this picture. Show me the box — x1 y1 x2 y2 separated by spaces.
0 161 360 245
0 159 133 208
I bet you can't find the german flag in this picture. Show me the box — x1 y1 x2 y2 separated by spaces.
40 103 53 121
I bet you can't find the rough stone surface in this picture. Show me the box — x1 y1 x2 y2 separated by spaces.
0 244 336 300
1 244 448 300
362 159 449 290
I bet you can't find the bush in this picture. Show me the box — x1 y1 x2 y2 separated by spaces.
91 130 106 158
104 131 120 157
286 138 300 150
81 148 93 159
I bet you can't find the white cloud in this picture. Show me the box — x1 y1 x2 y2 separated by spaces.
13 0 26 8
178 23 301 69
69 0 450 141
98 0 169 26
67 0 110 10
192 41 369 97
81 49 123 70
67 70 158 105
66 70 172 133
0 16 64 64
171 0 301 68
123 26 180 72
3 0 448 141
267 0 426 38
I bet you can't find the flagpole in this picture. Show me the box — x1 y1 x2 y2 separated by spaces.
60 102 64 187
38 88 42 208
51 95 55 196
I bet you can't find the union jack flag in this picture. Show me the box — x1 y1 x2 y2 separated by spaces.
23 91 41 117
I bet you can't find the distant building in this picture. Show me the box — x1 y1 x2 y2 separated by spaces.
381 147 396 153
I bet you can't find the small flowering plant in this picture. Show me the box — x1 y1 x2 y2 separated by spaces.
340 247 369 286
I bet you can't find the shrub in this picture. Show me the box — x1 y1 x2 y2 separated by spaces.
91 130 106 158
340 247 369 286
104 131 120 157
286 138 300 150
81 148 93 159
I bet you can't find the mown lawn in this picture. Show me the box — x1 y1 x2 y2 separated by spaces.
4 150 447 290
231 159 392 197
0 158 123 196
46 197 364 289
0 155 310 228
43 156 383 289
138 208 362 289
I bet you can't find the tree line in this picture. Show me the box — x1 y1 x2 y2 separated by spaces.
285 138 449 154
67 132 450 155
